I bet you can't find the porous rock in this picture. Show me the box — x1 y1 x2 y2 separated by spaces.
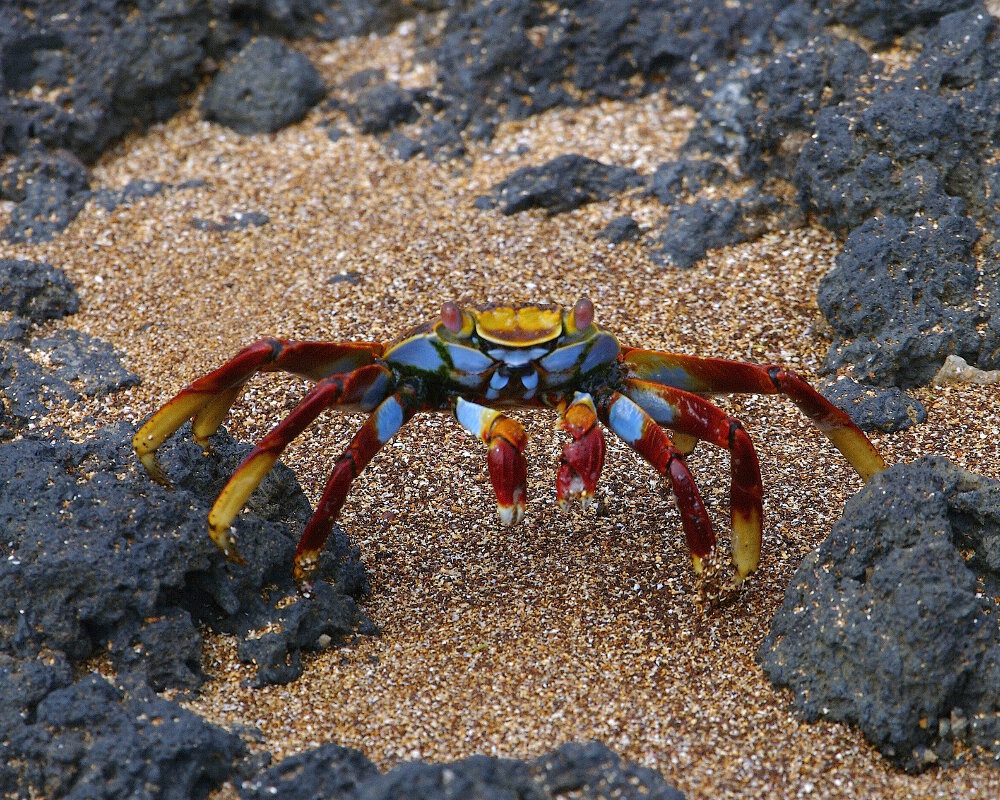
817 214 983 387
0 258 79 326
821 377 927 433
0 422 370 689
759 456 1000 772
0 329 137 439
474 154 643 215
0 655 247 800
202 38 326 135
240 740 686 800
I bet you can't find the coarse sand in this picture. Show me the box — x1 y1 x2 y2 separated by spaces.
4 25 1000 800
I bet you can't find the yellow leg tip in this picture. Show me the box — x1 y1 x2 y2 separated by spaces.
208 523 245 565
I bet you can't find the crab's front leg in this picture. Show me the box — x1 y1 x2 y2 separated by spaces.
621 348 886 480
453 397 528 525
133 339 383 484
205 363 394 563
556 392 606 510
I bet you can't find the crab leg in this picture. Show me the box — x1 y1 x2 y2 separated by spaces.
597 391 717 574
294 386 422 587
206 364 394 564
133 339 383 484
621 348 886 481
453 397 528 525
556 392 606 510
615 380 765 579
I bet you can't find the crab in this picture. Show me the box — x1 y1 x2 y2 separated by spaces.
133 298 887 588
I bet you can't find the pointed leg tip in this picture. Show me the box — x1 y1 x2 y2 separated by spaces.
293 552 319 591
209 524 245 565
497 503 525 526
138 452 172 487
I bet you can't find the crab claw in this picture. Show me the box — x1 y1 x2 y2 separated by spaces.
488 435 527 525
557 392 605 510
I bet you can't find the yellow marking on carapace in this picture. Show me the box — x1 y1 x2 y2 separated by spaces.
470 305 563 346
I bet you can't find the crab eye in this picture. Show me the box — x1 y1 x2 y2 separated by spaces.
441 301 465 334
573 297 595 331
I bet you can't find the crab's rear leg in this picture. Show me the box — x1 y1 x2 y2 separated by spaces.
293 385 423 587
597 391 717 574
133 339 383 484
621 348 886 480
556 392 606 510
206 364 394 563
453 397 528 525
606 382 766 579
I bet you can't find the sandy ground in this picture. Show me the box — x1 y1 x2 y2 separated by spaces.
4 26 1000 800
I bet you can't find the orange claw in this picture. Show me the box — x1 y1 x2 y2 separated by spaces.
557 392 605 510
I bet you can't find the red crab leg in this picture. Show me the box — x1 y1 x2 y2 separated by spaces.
453 397 528 526
556 392 606 510
294 386 422 587
614 380 765 579
133 338 383 484
206 364 394 564
597 391 718 574
621 348 886 481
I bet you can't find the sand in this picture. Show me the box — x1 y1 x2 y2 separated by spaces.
4 24 1000 800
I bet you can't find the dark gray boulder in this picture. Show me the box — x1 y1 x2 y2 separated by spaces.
760 456 1000 771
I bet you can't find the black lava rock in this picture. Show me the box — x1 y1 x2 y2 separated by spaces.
30 328 140 397
647 159 729 206
0 149 92 242
240 743 382 799
240 740 686 800
0 422 370 689
202 38 326 135
653 198 745 269
794 8 999 233
817 214 983 387
474 154 643 215
423 0 798 154
0 1 424 165
820 377 927 433
350 82 419 135
596 215 642 244
0 329 136 439
759 456 1000 772
0 654 246 800
190 211 270 232
0 259 79 326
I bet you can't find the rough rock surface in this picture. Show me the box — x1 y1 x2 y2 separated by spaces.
0 656 248 800
820 377 927 433
817 214 984 386
0 422 371 689
474 154 643 216
759 457 1000 772
202 38 326 135
241 740 686 800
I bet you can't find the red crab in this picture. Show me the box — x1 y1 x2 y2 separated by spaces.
134 298 886 587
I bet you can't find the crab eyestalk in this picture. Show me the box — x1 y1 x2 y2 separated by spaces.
565 296 595 335
441 301 475 337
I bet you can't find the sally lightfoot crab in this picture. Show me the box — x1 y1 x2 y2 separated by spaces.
133 299 887 588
